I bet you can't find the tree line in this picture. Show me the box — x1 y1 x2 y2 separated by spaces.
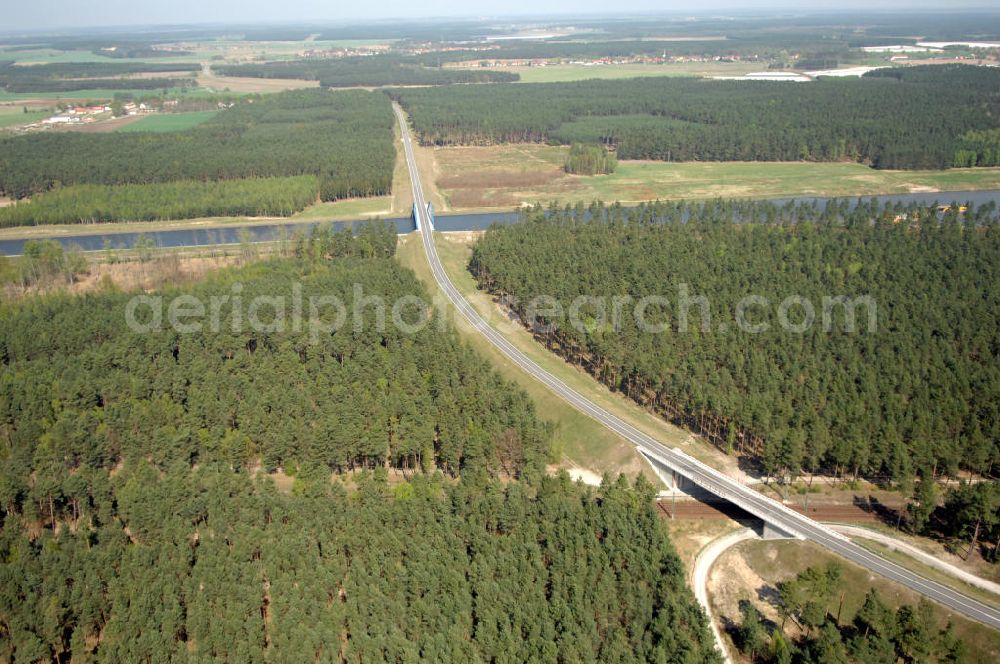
469 199 1000 481
564 142 618 175
0 89 396 203
392 65 1000 170
0 176 320 227
1 239 88 290
215 56 518 88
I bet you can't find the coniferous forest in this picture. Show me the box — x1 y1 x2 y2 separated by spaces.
0 89 396 203
392 65 1000 170
0 176 322 227
0 232 718 662
469 199 1000 481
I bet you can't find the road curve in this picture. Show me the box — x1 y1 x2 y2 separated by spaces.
693 528 759 663
392 102 1000 631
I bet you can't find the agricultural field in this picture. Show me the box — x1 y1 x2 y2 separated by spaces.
0 87 209 102
0 106 47 128
428 144 1000 210
115 110 219 132
0 48 165 65
197 70 320 94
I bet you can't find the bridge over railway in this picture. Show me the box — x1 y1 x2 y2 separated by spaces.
393 102 1000 630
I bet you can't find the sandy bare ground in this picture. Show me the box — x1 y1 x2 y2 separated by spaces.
4 254 240 301
699 528 761 663
563 462 602 486
59 115 142 133
75 254 244 294
697 523 1000 662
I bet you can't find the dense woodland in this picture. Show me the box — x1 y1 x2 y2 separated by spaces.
0 241 553 475
470 199 1000 480
0 239 717 662
735 565 970 663
215 57 518 87
0 61 199 93
0 176 321 226
393 65 1000 169
0 89 396 205
0 468 717 663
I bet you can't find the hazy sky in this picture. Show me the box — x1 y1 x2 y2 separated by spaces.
4 0 994 32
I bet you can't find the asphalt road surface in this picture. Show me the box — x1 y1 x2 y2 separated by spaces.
393 103 1000 630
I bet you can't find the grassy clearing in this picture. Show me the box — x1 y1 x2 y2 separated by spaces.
115 110 219 132
395 229 743 481
390 122 414 215
717 539 1000 662
430 144 1000 211
290 197 392 220
666 518 743 578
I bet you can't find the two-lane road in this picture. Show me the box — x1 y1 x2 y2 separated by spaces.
392 103 1000 630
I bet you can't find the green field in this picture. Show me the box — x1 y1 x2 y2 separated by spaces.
290 197 392 219
431 144 1000 211
0 108 48 128
0 48 146 64
1 47 210 65
0 87 208 102
116 110 219 132
0 47 208 65
583 160 1000 201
